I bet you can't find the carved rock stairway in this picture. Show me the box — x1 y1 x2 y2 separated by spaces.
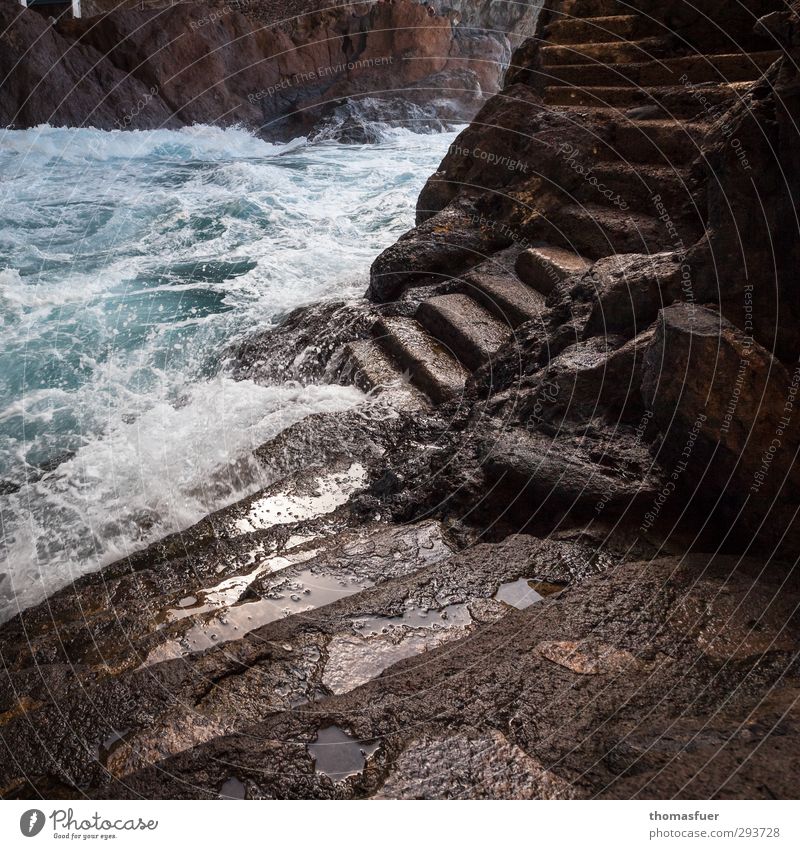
530 0 782 256
345 244 591 405
354 0 782 405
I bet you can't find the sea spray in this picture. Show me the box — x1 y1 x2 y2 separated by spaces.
0 123 460 620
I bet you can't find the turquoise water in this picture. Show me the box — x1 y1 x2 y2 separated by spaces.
0 123 458 620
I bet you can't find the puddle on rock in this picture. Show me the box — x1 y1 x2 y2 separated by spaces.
324 628 471 695
494 577 564 610
234 463 367 534
142 568 373 667
354 603 471 635
308 725 379 782
219 777 246 799
323 603 474 695
162 547 321 624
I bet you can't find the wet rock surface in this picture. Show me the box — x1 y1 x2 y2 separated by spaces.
6 549 794 800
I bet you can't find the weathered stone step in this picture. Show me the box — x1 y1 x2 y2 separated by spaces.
416 294 510 372
530 202 671 259
373 315 469 404
602 117 711 165
515 244 592 295
569 162 695 213
545 14 663 45
338 339 429 409
542 51 781 87
541 37 670 67
458 249 547 328
551 3 782 54
544 82 748 118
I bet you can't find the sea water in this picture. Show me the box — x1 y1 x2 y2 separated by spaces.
0 123 458 620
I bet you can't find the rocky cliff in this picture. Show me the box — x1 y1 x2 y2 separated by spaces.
424 0 543 42
0 0 526 138
363 0 800 556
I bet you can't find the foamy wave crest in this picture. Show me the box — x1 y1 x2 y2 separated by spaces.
0 123 459 620
0 124 304 165
0 378 364 621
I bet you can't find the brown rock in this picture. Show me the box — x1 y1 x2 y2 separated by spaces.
642 303 800 549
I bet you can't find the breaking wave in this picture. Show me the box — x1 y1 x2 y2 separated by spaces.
0 122 459 620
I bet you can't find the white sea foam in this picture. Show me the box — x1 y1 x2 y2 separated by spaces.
0 123 300 164
0 123 460 620
0 378 364 619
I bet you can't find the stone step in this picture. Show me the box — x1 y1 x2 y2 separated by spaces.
568 161 695 213
416 294 511 373
373 315 470 404
545 14 663 45
544 82 748 118
541 51 781 87
515 244 592 295
559 0 777 16
601 117 711 166
529 202 672 259
459 250 547 328
338 339 429 409
541 37 670 67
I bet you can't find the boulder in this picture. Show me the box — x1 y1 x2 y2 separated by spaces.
368 197 512 302
642 303 800 549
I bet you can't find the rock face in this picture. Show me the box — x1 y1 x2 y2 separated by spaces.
360 0 797 554
0 0 523 138
2 0 800 801
693 7 800 363
424 0 543 44
642 303 800 552
0 1 177 130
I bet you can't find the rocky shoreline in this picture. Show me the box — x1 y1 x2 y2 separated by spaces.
2 0 800 799
0 0 530 139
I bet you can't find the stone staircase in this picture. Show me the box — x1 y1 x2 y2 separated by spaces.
532 0 781 255
349 0 782 407
343 244 591 405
